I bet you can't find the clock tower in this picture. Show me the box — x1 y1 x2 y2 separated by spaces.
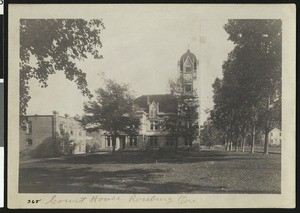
178 49 198 95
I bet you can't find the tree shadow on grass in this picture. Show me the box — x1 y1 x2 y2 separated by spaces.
19 150 280 194
19 166 227 194
19 165 279 194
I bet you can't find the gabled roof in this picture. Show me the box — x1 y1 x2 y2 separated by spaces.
271 127 281 132
132 103 146 114
134 94 177 114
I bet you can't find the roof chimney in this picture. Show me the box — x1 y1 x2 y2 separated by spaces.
147 96 150 105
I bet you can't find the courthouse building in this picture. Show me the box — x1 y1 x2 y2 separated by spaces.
95 49 200 150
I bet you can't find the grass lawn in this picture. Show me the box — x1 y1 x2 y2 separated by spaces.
19 149 281 194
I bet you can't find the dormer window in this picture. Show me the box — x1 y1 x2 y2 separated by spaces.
149 102 158 118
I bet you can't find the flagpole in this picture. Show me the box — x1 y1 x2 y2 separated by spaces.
198 19 202 142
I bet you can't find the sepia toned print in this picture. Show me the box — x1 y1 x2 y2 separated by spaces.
8 4 295 208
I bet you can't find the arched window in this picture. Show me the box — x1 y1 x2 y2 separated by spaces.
149 103 157 118
185 60 192 73
69 124 74 135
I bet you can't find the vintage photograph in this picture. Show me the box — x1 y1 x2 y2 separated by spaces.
8 4 295 208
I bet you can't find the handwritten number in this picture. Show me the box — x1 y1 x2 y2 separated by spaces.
28 199 41 204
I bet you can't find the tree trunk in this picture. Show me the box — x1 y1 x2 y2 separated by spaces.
112 136 116 155
225 141 228 150
229 141 233 151
235 138 238 151
263 98 270 155
224 135 228 150
241 136 245 152
250 125 255 153
264 127 269 154
189 136 192 146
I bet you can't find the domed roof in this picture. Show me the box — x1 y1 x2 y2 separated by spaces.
180 49 197 62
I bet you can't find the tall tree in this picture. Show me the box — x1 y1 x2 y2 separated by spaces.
167 77 199 146
20 19 105 128
224 19 282 154
81 79 140 154
210 20 281 154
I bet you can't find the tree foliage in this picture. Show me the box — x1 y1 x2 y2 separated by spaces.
20 19 105 127
81 79 140 154
167 78 199 146
54 132 75 156
210 19 281 153
200 119 224 148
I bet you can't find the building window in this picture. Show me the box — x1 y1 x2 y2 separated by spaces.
79 130 82 136
149 104 157 118
280 133 281 136
165 136 175 146
185 66 192 72
26 122 32 134
271 133 273 136
149 136 158 147
129 136 138 147
150 121 159 130
70 125 74 135
106 136 112 147
185 85 192 92
26 139 33 146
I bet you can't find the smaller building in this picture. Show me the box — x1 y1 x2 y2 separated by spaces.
269 128 281 146
261 127 281 146
20 111 86 157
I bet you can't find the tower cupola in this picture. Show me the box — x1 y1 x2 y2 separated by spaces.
178 49 199 94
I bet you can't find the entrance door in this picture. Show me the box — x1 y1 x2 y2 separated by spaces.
119 136 126 150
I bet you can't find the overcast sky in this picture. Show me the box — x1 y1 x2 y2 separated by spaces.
26 6 235 124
